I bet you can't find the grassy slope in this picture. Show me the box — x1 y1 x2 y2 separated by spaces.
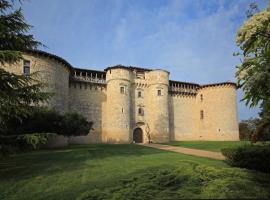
0 144 269 199
164 141 250 152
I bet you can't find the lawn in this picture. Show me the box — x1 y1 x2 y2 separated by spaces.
164 141 250 152
0 144 270 199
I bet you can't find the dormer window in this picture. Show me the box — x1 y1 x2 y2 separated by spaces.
23 60 30 75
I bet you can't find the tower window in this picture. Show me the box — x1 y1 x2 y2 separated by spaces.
200 110 204 120
157 89 161 96
23 60 30 75
138 91 142 98
138 107 144 116
200 94 203 101
120 86 125 94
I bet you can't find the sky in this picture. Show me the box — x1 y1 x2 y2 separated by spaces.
19 0 269 120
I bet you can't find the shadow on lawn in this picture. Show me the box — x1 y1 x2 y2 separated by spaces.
0 144 165 181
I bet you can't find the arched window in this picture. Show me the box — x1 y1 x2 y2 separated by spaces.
138 107 144 116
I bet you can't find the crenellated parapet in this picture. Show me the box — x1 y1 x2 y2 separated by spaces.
169 80 200 96
70 68 106 85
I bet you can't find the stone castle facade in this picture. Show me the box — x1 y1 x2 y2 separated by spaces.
1 50 239 143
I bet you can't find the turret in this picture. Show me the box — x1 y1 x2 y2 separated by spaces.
197 82 239 140
146 69 170 142
103 66 132 143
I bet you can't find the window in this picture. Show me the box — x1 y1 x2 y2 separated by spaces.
157 89 161 96
200 94 203 101
138 107 144 116
23 60 30 75
120 86 125 94
200 110 204 120
138 91 142 98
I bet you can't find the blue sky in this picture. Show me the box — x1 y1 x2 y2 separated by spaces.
20 0 269 120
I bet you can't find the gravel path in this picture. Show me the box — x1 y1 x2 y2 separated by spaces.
140 143 225 160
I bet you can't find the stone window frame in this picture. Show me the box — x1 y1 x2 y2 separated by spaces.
137 88 144 98
138 107 144 116
120 83 127 94
23 60 30 76
157 89 162 96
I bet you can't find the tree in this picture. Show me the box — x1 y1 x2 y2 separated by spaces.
0 0 50 134
236 3 270 107
239 118 260 140
235 3 270 142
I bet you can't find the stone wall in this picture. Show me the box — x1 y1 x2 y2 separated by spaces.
1 52 240 143
68 82 106 143
197 84 239 140
0 53 70 112
169 95 197 140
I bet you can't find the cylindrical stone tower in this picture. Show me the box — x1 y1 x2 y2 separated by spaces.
198 83 239 140
0 51 70 113
146 69 170 142
104 66 132 143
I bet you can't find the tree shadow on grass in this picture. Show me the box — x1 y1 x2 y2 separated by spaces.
0 144 166 181
75 163 270 200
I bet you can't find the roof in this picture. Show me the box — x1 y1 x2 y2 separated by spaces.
105 64 153 72
24 49 73 69
169 80 200 87
200 81 237 88
22 50 237 87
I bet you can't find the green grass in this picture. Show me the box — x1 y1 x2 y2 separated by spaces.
163 141 251 152
0 144 270 199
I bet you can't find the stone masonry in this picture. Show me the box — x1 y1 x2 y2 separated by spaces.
0 50 239 143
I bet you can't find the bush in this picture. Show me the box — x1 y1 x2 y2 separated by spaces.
0 133 57 155
1 107 93 137
221 144 270 173
58 112 93 137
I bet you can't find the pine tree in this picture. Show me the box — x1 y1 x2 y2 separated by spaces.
0 0 51 134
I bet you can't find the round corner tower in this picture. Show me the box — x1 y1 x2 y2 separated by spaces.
197 82 239 140
103 66 132 143
146 69 170 143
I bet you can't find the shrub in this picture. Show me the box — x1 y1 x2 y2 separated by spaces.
58 112 93 137
0 133 57 155
221 144 270 173
1 107 93 137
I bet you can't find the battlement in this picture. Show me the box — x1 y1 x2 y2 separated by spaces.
70 68 106 84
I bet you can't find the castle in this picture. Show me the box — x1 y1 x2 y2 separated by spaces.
1 50 239 143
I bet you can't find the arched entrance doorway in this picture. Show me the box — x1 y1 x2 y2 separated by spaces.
133 128 143 143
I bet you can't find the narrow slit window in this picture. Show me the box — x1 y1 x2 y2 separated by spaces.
138 107 144 116
23 60 30 75
200 94 203 101
157 89 161 96
200 110 204 120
